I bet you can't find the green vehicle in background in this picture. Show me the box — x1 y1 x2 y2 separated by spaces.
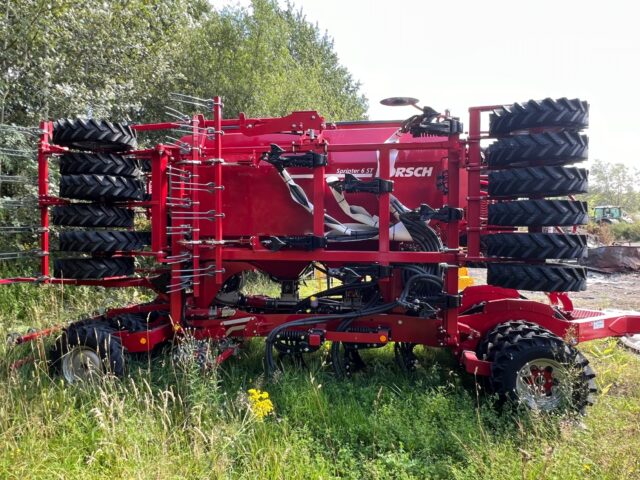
593 205 633 224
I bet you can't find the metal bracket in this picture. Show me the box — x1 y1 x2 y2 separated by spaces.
262 144 327 172
418 204 464 223
330 173 393 194
261 235 327 252
327 264 392 281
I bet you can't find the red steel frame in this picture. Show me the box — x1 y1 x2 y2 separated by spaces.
6 99 640 376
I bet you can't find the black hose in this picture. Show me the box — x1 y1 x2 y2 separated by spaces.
264 272 443 375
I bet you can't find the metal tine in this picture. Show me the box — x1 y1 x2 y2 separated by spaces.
0 226 42 234
0 147 36 158
0 124 45 137
0 249 44 261
165 252 192 264
169 92 213 109
171 183 220 193
167 171 193 180
0 198 37 208
172 124 218 135
0 175 36 184
166 224 193 231
166 225 197 236
167 166 192 175
171 210 222 221
172 264 217 275
164 106 190 123
170 180 215 188
164 136 192 153
167 201 198 208
167 230 198 236
166 279 194 294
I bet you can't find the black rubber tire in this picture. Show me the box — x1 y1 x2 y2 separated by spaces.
49 320 125 380
486 131 588 168
488 200 588 227
51 204 134 228
53 257 135 279
486 321 597 412
488 166 588 198
477 320 550 361
489 98 589 135
60 152 142 177
60 174 144 202
487 263 587 292
59 231 150 253
485 233 587 260
108 313 150 332
53 118 137 152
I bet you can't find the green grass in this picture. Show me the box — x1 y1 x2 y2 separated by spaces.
1 282 640 479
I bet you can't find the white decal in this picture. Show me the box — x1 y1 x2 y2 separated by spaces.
392 166 434 178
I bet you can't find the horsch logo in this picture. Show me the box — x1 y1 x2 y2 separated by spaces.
392 166 434 178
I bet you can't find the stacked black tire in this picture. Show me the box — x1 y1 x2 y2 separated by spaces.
51 119 149 279
484 98 590 292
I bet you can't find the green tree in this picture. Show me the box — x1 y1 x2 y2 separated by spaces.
586 159 640 212
169 0 367 121
0 0 367 126
0 0 210 125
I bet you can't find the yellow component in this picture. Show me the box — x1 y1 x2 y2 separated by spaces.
139 337 147 345
379 335 387 343
458 267 475 291
173 324 182 332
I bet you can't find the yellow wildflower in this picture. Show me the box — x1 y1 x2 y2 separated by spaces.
247 388 274 421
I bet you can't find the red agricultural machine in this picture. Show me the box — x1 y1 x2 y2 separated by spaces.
6 94 640 412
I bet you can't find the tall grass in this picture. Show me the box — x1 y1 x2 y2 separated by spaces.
1 280 640 478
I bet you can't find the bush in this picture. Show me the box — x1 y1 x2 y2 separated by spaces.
611 222 640 242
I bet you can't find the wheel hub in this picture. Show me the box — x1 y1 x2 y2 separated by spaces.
515 359 567 410
61 346 103 383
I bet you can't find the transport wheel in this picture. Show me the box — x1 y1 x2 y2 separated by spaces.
484 233 587 260
59 231 150 253
489 98 589 135
485 131 588 168
51 204 135 228
394 342 419 372
488 166 588 198
60 174 145 202
488 200 588 227
484 321 596 412
108 313 151 332
53 118 137 152
477 320 551 361
53 257 135 279
49 320 125 383
60 152 142 177
487 263 587 292
620 334 640 354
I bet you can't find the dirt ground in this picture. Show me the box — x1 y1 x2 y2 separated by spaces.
468 269 640 312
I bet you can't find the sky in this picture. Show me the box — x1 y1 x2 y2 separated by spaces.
218 0 640 166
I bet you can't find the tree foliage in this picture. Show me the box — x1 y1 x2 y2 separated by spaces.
0 0 367 255
583 158 640 213
0 0 367 126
